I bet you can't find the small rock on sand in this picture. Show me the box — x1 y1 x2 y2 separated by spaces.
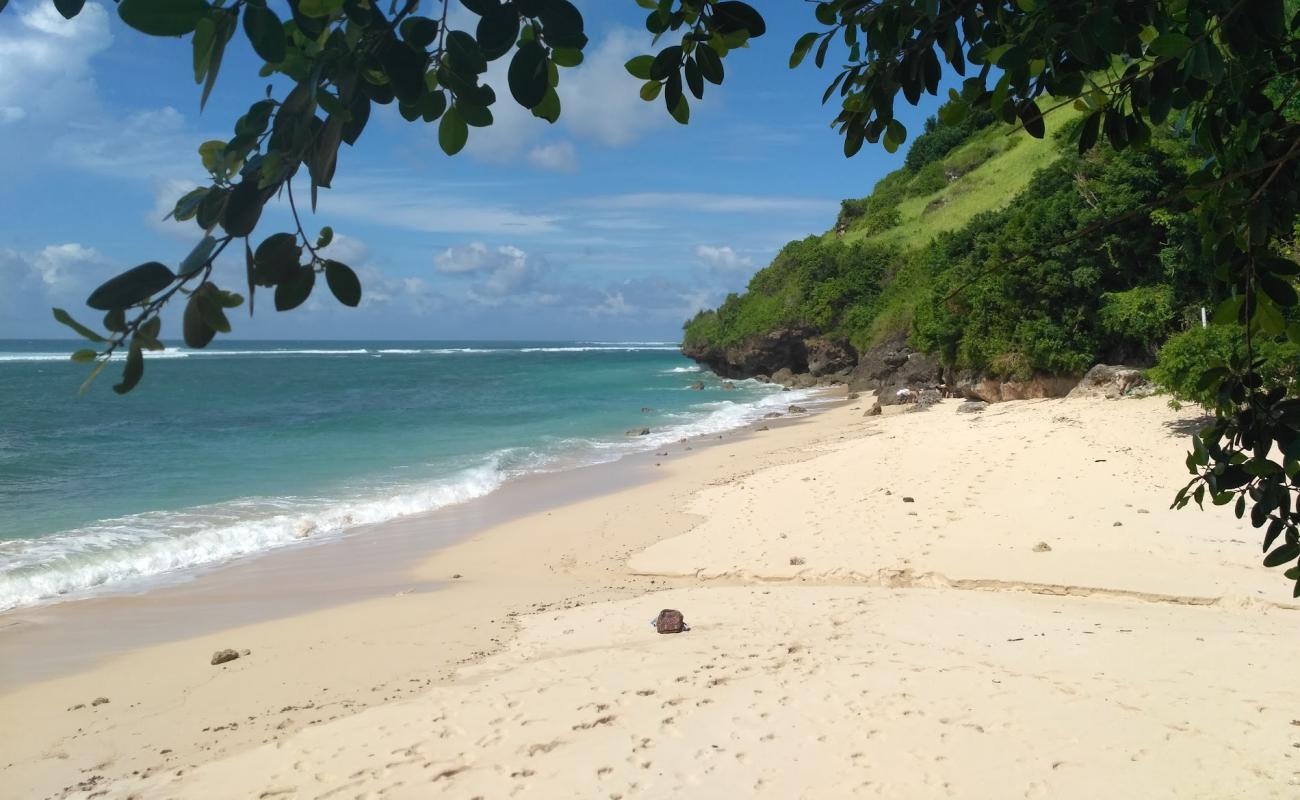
866 403 882 417
789 556 806 566
1033 542 1053 553
91 697 110 706
788 405 807 414
957 400 989 414
902 497 915 503
211 649 241 666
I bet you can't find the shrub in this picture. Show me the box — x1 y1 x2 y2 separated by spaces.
1099 285 1176 343
1149 325 1300 408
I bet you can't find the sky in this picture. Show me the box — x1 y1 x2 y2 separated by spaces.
0 1 948 342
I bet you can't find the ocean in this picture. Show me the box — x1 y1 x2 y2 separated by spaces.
0 340 817 612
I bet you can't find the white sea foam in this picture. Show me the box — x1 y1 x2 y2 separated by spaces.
0 345 684 363
0 376 830 612
0 458 511 612
663 365 702 373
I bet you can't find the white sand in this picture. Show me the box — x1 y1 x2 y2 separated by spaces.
3 395 1298 799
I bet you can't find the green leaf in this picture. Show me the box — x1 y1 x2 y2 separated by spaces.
118 0 208 37
537 0 585 48
446 30 488 75
52 309 106 343
1149 32 1193 58
183 294 216 348
639 80 662 101
695 44 724 84
325 260 362 307
508 41 549 108
1259 274 1298 307
220 179 265 237
274 267 316 311
458 101 494 127
179 234 217 277
298 0 344 19
70 348 98 364
439 105 469 155
253 233 301 287
711 1 765 37
684 57 704 100
1263 542 1300 568
170 187 209 222
192 16 216 83
113 344 145 395
199 11 235 110
242 3 286 64
650 45 681 81
1018 100 1045 138
476 4 520 61
625 55 654 80
531 88 561 123
789 32 818 68
551 47 583 67
401 16 440 49
54 0 85 19
86 263 175 311
668 94 689 125
1078 111 1101 154
103 309 126 334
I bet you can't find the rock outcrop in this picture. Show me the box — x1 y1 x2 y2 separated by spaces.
1066 364 1155 400
805 337 858 377
848 333 944 405
680 327 813 378
953 374 1080 403
680 328 856 384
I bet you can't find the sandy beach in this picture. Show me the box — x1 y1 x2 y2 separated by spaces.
3 392 1299 799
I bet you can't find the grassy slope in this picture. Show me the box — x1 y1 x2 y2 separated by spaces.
839 108 1081 347
841 108 1080 249
683 105 1081 354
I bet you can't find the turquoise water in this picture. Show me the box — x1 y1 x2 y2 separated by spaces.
0 340 816 611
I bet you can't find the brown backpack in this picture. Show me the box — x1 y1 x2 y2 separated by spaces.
655 609 687 634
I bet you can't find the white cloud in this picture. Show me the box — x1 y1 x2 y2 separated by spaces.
53 107 200 180
695 245 753 271
320 175 562 236
0 242 110 329
30 243 104 292
558 28 670 147
528 141 578 172
458 26 674 167
0 0 111 125
434 242 542 300
596 192 839 215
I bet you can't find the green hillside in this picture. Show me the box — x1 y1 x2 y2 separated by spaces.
681 101 1254 382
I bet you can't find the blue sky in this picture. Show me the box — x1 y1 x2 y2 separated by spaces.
0 1 947 341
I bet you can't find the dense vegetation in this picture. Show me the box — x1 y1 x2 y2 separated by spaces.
684 112 1292 384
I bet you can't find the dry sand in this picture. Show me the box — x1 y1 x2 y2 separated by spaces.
2 394 1298 799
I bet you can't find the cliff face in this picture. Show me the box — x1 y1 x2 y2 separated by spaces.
680 328 857 385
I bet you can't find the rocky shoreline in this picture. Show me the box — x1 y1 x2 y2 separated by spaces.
682 328 1155 405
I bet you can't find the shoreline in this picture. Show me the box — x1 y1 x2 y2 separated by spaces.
0 388 838 689
3 392 1298 799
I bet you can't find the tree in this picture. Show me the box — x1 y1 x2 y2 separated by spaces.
16 0 1300 593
